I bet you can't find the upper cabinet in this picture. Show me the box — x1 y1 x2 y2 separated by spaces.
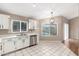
11 20 28 33
29 19 39 30
0 14 10 29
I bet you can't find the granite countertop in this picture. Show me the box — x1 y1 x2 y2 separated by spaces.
0 35 17 39
0 34 18 43
0 32 39 43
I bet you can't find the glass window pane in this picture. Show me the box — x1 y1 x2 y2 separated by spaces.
21 22 27 31
42 24 50 35
13 21 20 32
42 24 57 36
50 24 57 35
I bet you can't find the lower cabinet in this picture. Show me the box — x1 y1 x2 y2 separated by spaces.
2 38 15 54
1 36 30 55
22 36 29 47
15 37 23 49
0 43 1 56
1 34 39 55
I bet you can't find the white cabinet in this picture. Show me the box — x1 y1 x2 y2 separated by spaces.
0 34 39 55
22 36 29 47
1 36 30 55
15 37 23 49
0 43 1 56
0 18 2 29
29 19 39 30
2 38 15 54
0 14 10 29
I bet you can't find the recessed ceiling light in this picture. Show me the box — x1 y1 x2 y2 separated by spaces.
33 3 37 7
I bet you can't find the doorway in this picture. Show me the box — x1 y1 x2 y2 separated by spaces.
64 23 69 40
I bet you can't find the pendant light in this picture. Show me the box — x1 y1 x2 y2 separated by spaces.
50 9 54 24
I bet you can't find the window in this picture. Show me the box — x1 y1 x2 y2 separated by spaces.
42 24 57 36
21 21 27 32
50 24 57 35
42 24 50 36
12 20 20 32
11 20 28 33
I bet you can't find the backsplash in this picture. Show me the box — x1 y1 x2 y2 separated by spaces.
0 29 9 35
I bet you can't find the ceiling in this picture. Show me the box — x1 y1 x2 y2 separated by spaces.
0 3 79 19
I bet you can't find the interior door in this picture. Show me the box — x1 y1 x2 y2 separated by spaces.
64 23 69 40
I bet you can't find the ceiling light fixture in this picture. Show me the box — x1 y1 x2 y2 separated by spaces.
50 9 54 24
33 3 36 7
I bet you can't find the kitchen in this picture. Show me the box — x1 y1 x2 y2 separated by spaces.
0 3 79 56
0 14 39 56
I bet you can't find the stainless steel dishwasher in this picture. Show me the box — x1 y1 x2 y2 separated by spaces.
30 35 37 46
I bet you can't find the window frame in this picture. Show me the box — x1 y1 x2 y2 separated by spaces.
41 23 58 36
21 21 28 32
11 20 28 33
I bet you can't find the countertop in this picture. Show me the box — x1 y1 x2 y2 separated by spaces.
0 32 39 43
0 35 17 43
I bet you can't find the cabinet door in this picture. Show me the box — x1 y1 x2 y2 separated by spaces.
15 37 23 49
22 37 29 47
2 38 15 54
37 35 39 44
0 43 1 56
2 17 9 29
0 14 10 29
0 15 3 29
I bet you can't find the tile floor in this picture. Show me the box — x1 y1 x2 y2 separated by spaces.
4 40 76 56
